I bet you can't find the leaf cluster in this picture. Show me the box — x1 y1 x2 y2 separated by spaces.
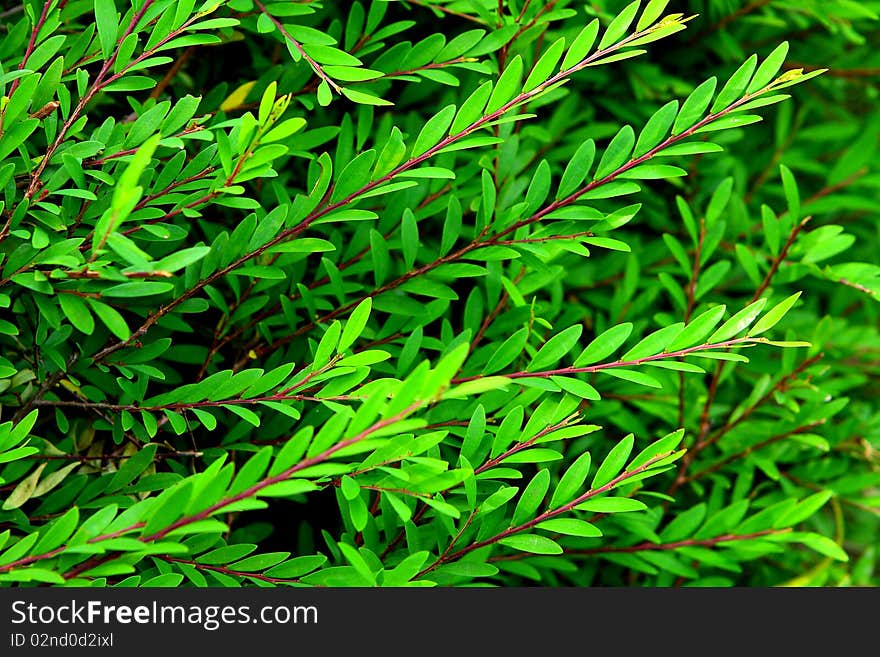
0 0 877 588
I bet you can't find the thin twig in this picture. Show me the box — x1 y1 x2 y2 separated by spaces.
254 0 342 93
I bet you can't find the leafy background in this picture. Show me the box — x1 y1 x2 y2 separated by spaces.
0 0 877 587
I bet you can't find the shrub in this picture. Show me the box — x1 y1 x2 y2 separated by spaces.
0 0 877 587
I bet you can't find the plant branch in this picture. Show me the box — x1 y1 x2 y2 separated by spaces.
690 214 812 459
254 0 342 94
159 556 302 585
682 420 826 485
453 336 762 384
25 0 159 199
416 450 676 578
90 17 680 365
8 0 55 97
490 527 789 560
245 64 783 367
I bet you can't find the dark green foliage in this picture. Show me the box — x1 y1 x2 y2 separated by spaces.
0 0 877 588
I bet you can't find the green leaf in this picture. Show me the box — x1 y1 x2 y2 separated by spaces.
486 55 523 114
338 298 372 352
528 325 582 371
750 292 802 335
576 497 648 513
259 480 318 498
502 448 563 465
141 482 193 536
637 0 671 31
262 117 307 142
229 552 290 572
697 114 762 133
412 105 456 157
747 42 789 93
197 544 258 566
162 94 202 135
94 0 119 59
598 1 640 51
103 282 174 297
87 300 130 340
317 81 332 106
154 246 211 273
512 469 551 525
478 487 519 517
450 81 492 134
549 451 592 508
621 323 685 361
524 37 566 91
634 100 678 156
107 445 159 492
666 305 727 350
673 77 717 134
484 328 529 374
574 323 633 366
437 29 486 60
661 504 707 542
263 555 327 579
775 491 833 528
372 126 406 179
33 507 79 554
595 125 635 179
267 238 336 254
331 150 376 202
341 87 392 106
107 233 152 267
338 543 377 584
0 120 39 162
525 160 552 212
557 139 596 198
498 533 563 555
780 164 800 221
59 294 95 335
228 447 272 495
627 429 685 471
562 20 599 70
658 142 723 156
400 209 420 269
708 299 768 342
591 434 635 489
796 533 849 562
549 376 600 400
536 518 602 537
689 352 749 363
712 55 758 112
618 164 686 180
0 533 40 568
